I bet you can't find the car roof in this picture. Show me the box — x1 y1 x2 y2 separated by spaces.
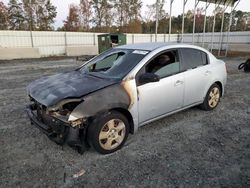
116 42 205 52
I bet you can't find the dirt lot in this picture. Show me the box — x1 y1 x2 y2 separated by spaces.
0 57 249 188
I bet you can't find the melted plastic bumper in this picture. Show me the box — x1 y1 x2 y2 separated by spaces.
26 104 89 154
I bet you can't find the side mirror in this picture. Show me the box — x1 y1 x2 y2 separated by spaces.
139 73 160 84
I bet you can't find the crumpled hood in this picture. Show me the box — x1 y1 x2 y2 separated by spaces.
27 70 118 107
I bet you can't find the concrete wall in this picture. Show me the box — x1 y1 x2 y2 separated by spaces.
66 46 98 56
0 30 249 60
0 47 40 60
229 44 250 52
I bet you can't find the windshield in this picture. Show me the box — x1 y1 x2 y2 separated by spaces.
80 48 148 79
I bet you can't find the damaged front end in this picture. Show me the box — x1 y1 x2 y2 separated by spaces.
26 97 89 154
25 69 120 154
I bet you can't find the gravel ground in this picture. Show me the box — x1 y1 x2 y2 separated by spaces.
0 57 249 188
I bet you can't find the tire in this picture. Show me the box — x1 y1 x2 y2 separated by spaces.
200 83 221 111
87 111 129 154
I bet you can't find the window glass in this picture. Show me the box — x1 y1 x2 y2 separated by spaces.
201 51 208 65
145 50 180 78
181 48 207 70
81 49 147 79
94 52 124 71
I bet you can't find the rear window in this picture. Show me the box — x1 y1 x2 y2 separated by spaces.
181 48 208 71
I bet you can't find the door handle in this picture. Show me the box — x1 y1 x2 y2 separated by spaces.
175 80 184 86
204 70 211 76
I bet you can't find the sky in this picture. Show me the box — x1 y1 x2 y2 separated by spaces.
2 0 250 29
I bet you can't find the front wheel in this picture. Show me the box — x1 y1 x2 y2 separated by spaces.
88 111 129 154
200 83 221 111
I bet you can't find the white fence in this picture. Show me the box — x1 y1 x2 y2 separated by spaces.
127 32 250 46
0 31 101 57
0 30 249 59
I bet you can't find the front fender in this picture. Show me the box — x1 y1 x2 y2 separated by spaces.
68 84 130 121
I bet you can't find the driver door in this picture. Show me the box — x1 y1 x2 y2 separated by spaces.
136 49 184 124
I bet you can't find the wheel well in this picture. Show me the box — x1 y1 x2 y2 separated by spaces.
111 108 134 134
215 81 223 95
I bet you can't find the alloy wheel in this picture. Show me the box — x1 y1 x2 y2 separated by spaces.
99 119 126 150
208 87 220 108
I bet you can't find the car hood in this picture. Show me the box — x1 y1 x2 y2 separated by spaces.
27 70 118 107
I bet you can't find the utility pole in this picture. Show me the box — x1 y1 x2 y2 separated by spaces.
181 0 188 42
168 0 174 42
29 0 34 47
155 0 160 42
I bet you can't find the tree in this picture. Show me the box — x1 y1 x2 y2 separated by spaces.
8 0 27 30
18 0 56 31
36 0 57 30
112 0 142 32
113 1 127 27
143 0 166 34
127 0 142 22
194 8 205 33
145 0 166 21
91 0 113 28
21 0 37 30
158 17 169 33
63 4 80 31
233 10 248 31
44 0 57 30
0 2 8 30
184 10 193 33
79 0 92 31
126 19 142 33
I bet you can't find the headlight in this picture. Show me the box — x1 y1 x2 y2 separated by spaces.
62 102 80 112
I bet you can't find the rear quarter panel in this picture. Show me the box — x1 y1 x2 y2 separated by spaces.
204 57 227 98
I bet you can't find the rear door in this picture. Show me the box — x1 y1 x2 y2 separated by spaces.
180 48 212 106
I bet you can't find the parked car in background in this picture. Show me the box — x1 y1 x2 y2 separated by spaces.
26 43 227 154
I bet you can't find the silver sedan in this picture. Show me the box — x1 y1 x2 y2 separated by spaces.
26 43 227 154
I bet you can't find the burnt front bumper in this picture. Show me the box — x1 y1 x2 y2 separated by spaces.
26 104 89 154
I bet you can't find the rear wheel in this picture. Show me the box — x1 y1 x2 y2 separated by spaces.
200 83 221 111
88 111 129 154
